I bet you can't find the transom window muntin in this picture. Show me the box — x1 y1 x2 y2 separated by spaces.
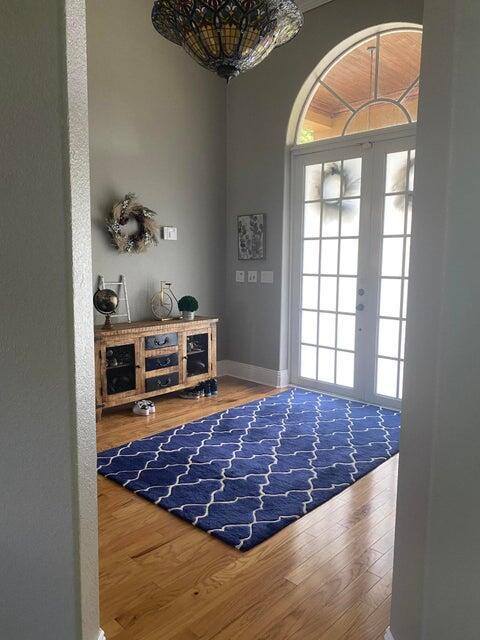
297 28 422 144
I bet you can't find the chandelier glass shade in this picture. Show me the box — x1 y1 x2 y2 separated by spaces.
151 0 303 81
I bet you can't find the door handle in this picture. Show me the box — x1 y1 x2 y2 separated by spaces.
356 303 365 311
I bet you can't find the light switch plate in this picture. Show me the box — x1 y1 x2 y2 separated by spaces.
162 226 177 240
260 270 274 283
235 270 245 283
247 270 258 283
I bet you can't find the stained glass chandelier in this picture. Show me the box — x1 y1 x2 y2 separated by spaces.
151 0 303 81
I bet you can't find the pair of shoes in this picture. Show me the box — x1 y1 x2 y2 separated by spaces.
200 379 218 397
133 400 156 416
179 387 202 400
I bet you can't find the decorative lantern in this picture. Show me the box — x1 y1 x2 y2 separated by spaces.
151 0 303 82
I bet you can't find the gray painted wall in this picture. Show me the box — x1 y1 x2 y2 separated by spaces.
225 0 423 371
391 0 480 638
0 2 98 638
87 0 227 355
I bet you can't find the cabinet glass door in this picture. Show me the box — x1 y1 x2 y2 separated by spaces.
186 332 210 379
104 343 138 395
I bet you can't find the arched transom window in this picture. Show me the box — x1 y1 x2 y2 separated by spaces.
297 28 422 144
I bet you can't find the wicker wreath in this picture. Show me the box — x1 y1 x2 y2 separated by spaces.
106 193 159 253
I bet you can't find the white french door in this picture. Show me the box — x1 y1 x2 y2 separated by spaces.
290 130 415 408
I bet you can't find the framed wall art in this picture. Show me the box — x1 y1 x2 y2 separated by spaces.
237 213 266 260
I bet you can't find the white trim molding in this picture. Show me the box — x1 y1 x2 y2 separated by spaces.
296 0 335 13
98 629 106 640
384 628 395 640
218 360 289 388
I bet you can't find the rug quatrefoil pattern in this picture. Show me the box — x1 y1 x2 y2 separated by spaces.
97 388 400 550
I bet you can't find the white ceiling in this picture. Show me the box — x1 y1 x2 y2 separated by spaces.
296 0 336 13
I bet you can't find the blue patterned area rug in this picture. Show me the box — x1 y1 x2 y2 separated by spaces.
97 388 400 551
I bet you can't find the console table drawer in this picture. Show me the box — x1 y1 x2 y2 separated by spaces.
145 372 179 393
145 353 179 372
145 332 178 350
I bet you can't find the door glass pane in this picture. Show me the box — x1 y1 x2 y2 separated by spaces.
320 239 339 274
384 195 405 235
318 312 336 347
319 276 337 311
386 150 408 193
302 276 318 309
404 237 411 276
305 164 323 201
381 237 404 276
318 347 335 383
301 345 317 379
339 238 358 275
400 320 406 359
322 205 340 237
301 311 318 344
343 158 362 196
336 351 354 387
300 155 362 391
379 278 402 317
402 280 408 318
337 314 356 351
376 358 398 397
304 203 321 237
341 199 360 236
338 277 356 313
408 150 416 191
398 361 404 399
378 318 400 358
303 239 320 273
323 163 342 199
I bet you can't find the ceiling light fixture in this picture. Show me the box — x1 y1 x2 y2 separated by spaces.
151 0 303 82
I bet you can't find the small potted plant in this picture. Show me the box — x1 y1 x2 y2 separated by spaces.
178 295 199 321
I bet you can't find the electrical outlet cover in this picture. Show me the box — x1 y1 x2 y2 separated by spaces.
163 226 177 240
236 270 245 282
260 271 274 283
247 270 258 283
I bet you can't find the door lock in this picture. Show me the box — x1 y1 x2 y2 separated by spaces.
358 288 365 296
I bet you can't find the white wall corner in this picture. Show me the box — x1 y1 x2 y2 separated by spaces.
384 628 395 640
218 360 289 388
98 629 106 640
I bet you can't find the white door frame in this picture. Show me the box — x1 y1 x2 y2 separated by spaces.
288 123 416 407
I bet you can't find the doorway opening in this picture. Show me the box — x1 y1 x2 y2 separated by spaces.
289 26 422 408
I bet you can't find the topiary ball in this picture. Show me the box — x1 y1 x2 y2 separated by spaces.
178 295 199 312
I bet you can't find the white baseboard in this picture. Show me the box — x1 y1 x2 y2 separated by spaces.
218 360 289 388
98 629 106 640
384 628 395 640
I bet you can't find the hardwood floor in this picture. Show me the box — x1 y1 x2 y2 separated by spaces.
97 376 397 640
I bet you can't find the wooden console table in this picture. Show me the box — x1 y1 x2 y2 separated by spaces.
94 317 218 420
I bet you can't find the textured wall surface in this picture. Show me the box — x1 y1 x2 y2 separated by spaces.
0 1 98 638
391 1 480 638
87 0 226 354
225 0 423 371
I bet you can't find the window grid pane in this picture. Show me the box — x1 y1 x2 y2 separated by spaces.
300 158 361 388
376 148 413 399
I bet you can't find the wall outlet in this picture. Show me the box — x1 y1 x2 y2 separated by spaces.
260 271 274 283
162 226 177 240
247 270 258 283
235 270 245 283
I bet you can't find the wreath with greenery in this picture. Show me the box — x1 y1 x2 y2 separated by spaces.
106 193 159 254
